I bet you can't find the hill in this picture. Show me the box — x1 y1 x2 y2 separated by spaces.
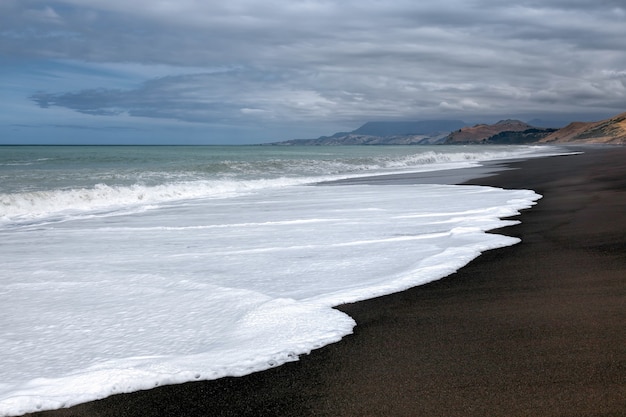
272 120 467 145
443 120 555 144
267 112 626 146
352 120 466 136
540 112 626 144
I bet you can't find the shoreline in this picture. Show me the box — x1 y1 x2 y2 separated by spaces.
24 146 626 417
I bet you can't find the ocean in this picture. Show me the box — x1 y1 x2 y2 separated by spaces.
0 145 562 415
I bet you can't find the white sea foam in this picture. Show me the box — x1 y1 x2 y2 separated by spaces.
0 178 303 224
0 181 541 416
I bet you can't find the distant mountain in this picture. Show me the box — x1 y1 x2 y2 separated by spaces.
272 132 452 146
540 112 626 144
267 112 626 146
444 120 555 144
352 120 466 136
270 119 468 145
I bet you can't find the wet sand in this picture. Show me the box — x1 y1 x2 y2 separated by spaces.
26 146 626 417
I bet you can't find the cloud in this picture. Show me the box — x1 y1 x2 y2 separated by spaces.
29 69 361 123
439 99 483 111
3 0 626 143
23 6 62 24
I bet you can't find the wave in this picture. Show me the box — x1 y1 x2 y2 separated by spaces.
0 146 565 225
0 158 52 167
0 178 315 225
237 148 553 176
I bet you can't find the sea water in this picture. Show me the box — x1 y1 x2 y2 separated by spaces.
0 145 561 415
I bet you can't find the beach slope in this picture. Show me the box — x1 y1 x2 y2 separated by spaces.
26 146 626 417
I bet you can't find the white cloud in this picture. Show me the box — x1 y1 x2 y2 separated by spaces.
438 99 482 111
24 6 62 24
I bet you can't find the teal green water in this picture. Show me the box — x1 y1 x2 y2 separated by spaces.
0 145 544 194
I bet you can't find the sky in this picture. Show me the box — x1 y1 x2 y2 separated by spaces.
1 1 625 144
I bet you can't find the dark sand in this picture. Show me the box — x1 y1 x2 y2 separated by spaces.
26 146 626 417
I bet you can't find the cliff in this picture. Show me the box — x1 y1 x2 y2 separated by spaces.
540 112 626 144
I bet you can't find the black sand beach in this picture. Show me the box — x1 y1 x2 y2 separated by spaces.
26 146 626 417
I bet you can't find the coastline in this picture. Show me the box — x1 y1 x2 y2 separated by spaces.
24 146 626 417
